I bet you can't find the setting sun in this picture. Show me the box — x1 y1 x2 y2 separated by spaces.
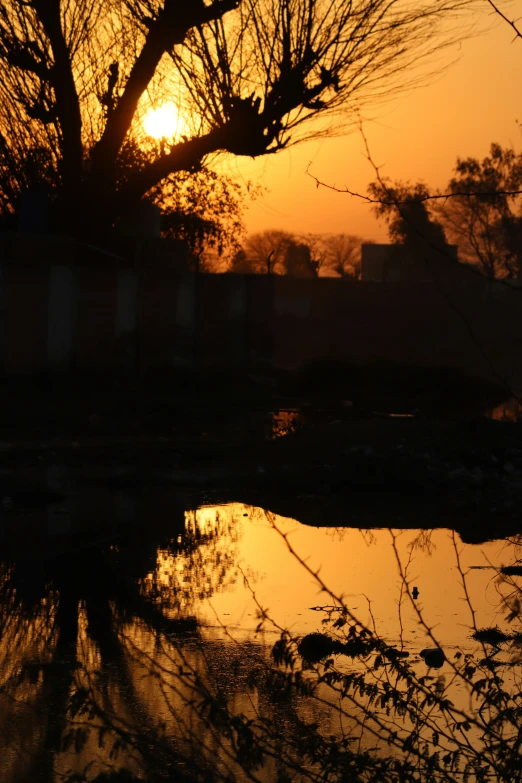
143 102 186 140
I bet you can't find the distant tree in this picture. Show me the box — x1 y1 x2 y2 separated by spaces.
368 180 448 277
296 233 329 276
323 233 364 278
243 230 295 274
434 143 522 279
0 0 475 240
283 240 316 277
228 248 251 274
369 180 447 249
234 230 368 277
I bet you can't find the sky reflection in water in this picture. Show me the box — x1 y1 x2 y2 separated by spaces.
1 503 522 782
152 505 522 653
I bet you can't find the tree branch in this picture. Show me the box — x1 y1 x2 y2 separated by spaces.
486 0 522 41
32 0 83 185
91 0 239 179
307 163 522 204
119 126 227 204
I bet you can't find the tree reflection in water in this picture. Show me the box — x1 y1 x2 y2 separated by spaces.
0 504 244 782
491 535 522 660
2 505 522 782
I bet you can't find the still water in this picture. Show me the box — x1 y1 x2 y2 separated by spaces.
1 500 521 782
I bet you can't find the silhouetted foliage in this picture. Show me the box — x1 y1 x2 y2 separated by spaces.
284 240 316 277
3 507 522 782
0 0 475 239
369 179 449 275
150 169 252 257
435 143 522 279
243 230 295 274
324 233 364 278
232 230 366 277
111 135 254 254
364 144 522 281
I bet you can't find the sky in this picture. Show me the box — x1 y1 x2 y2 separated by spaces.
225 6 522 243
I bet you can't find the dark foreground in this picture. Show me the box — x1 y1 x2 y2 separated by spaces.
1 366 522 783
0 365 520 547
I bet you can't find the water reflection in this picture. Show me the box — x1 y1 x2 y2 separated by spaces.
489 397 522 422
271 409 304 439
0 504 244 782
1 501 522 782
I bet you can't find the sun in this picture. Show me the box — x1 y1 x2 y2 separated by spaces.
143 102 186 140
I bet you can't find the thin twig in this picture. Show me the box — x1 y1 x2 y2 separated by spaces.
486 0 522 41
355 123 522 403
307 162 522 203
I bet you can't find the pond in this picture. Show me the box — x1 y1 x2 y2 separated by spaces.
1 492 522 783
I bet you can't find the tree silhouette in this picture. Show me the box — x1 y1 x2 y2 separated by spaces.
369 179 449 278
435 144 522 279
150 168 250 258
297 233 328 277
323 233 364 279
369 181 447 248
243 229 295 274
283 239 316 277
0 0 474 239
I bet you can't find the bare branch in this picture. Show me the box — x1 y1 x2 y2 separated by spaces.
486 0 522 41
91 0 240 178
0 0 482 235
307 162 522 204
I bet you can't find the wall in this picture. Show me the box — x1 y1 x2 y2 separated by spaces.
361 243 459 282
1 235 522 388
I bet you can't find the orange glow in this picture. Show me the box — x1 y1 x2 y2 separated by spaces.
141 503 521 658
233 16 521 241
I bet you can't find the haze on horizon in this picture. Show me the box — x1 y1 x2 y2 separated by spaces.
229 7 521 243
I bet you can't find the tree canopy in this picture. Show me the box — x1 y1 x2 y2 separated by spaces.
434 143 522 279
368 143 522 281
369 182 445 247
0 0 474 239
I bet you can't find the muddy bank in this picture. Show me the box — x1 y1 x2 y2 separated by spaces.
203 416 522 544
1 415 521 548
0 362 518 548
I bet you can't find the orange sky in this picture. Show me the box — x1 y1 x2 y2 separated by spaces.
227 8 521 243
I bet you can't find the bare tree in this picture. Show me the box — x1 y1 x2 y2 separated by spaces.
0 0 475 238
243 229 295 273
236 231 375 278
323 233 364 278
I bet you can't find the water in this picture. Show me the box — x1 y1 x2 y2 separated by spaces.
1 491 522 782
489 396 522 422
179 506 520 646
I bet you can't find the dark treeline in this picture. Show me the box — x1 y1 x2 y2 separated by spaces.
207 230 368 278
369 142 522 281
